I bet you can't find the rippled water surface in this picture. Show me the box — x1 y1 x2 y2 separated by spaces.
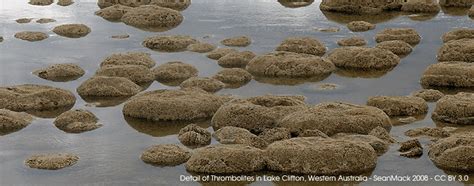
0 0 473 185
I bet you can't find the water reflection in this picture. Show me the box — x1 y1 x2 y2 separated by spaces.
253 74 331 86
124 116 211 137
335 68 395 79
321 11 402 24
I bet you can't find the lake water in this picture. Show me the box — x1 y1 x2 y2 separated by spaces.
0 0 473 185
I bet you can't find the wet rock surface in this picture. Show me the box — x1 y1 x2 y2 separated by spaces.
375 40 413 56
185 144 265 174
111 34 130 39
442 28 474 43
97 0 148 8
14 31 48 42
421 62 474 88
0 109 34 135
278 0 314 8
95 65 155 84
265 137 377 175
375 28 422 45
367 96 428 117
53 24 91 38
178 124 211 147
220 36 251 47
77 76 142 97
428 133 474 172
328 47 400 70
187 42 216 53
122 5 183 31
16 18 33 24
140 144 191 166
332 133 389 155
33 63 85 82
320 0 401 14
57 0 74 6
369 126 397 143
123 88 230 121
212 68 252 85
275 37 326 56
217 51 256 68
100 52 155 68
411 89 444 102
214 126 268 148
29 0 53 6
432 92 474 125
399 139 422 152
337 36 367 46
405 127 451 138
152 61 198 84
437 39 474 62
36 18 56 24
347 21 375 32
54 109 102 133
143 35 197 52
95 4 132 21
25 153 79 170
206 48 238 60
179 77 225 92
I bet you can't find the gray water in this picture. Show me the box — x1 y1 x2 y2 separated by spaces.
0 0 473 185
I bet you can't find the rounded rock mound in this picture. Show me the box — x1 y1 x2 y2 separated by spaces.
442 28 474 43
95 65 155 84
54 109 102 133
206 48 238 60
220 36 251 47
437 38 474 62
265 137 377 175
185 144 265 174
29 0 53 6
337 36 367 46
187 42 216 53
150 0 191 11
367 96 428 117
213 126 268 149
14 31 48 42
16 18 33 24
275 37 326 56
401 1 440 13
428 133 474 172
97 0 148 8
95 5 132 21
179 77 225 92
320 0 401 14
332 133 389 156
123 88 230 121
432 92 474 125
327 47 400 70
411 89 444 102
33 63 85 82
375 40 413 56
140 144 191 166
258 127 291 143
57 0 74 6
178 124 211 147
347 21 375 32
77 76 142 97
421 62 474 88
142 35 197 52
100 52 155 68
278 0 314 8
0 109 33 135
36 18 56 24
121 5 183 31
217 51 256 68
439 0 473 7
25 153 79 170
53 24 91 38
212 68 252 85
152 61 198 84
375 28 421 45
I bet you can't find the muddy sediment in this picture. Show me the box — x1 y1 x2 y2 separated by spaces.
217 51 256 68
0 109 34 135
25 153 79 170
53 24 91 38
421 62 474 88
432 92 474 125
367 96 428 117
77 76 142 97
100 52 156 68
140 144 191 166
178 124 211 147
54 109 102 133
375 28 422 45
14 31 48 42
213 126 268 149
179 77 225 93
142 35 197 52
275 37 326 56
33 63 85 82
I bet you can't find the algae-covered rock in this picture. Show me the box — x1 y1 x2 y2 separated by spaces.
100 52 155 68
179 77 225 92
275 37 326 56
143 35 197 52
327 47 400 69
25 153 79 170
375 40 413 56
122 5 183 31
0 109 33 135
95 65 155 84
77 76 142 97
375 28 421 45
432 92 474 125
29 0 53 6
123 88 230 121
337 36 367 46
33 63 85 82
187 42 216 53
206 48 238 60
332 133 389 155
213 126 268 149
53 24 91 38
347 21 375 32
428 133 474 172
411 89 444 102
212 68 252 85
95 4 132 21
14 31 48 42
420 62 474 88
57 0 74 6
278 102 391 136
152 61 198 84
217 51 256 68
221 36 251 47
442 28 474 43
178 124 211 147
54 109 102 133
265 137 377 175
140 144 191 166
405 127 451 138
185 144 265 174
437 38 474 62
367 96 428 117
150 0 191 11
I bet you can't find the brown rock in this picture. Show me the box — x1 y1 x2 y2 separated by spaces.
25 153 79 170
57 0 74 6
14 31 48 42
375 40 413 56
140 144 191 166
375 28 421 45
54 109 102 133
213 126 268 149
337 36 367 46
405 127 451 138
149 0 191 11
421 62 474 88
299 129 329 138
206 48 238 60
16 18 33 24
95 65 155 84
411 89 444 102
439 0 473 7
187 42 216 53
401 1 440 13
327 47 400 69
178 124 211 147
347 21 375 32
275 37 326 56
399 139 422 152
442 28 474 43
179 77 225 92
332 133 389 155
29 0 53 6
217 51 256 68
369 126 397 143
367 96 428 116
95 4 132 21
152 61 198 84
212 68 252 85
258 127 291 144
0 109 33 135
33 63 85 82
221 36 251 47
437 39 474 62
121 5 183 31
142 35 197 52
100 52 156 68
53 24 91 38
36 18 56 24
432 92 474 125
400 147 423 158
428 133 474 172
77 76 142 97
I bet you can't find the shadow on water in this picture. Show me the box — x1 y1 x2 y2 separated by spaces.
253 74 331 86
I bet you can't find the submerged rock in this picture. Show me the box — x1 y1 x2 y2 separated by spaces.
213 126 268 149
25 153 79 170
57 0 74 6
221 36 251 47
367 96 428 117
275 37 326 56
152 61 198 84
111 34 130 39
411 89 444 102
217 51 256 68
179 77 225 92
421 62 474 88
258 127 291 144
53 24 91 38
121 5 183 31
0 109 33 135
185 144 265 174
95 65 155 84
337 36 367 46
437 39 474 62
265 137 377 175
211 95 307 133
178 124 211 147
33 63 85 82
400 147 423 158
375 28 422 45
401 1 440 13
14 31 48 42
100 52 156 68
278 102 391 136
77 76 142 97
428 133 474 172
327 47 400 69
36 18 56 24
95 4 132 21
375 40 413 56
123 89 230 121
405 127 451 138
0 84 76 112
399 139 422 152
369 126 397 143
442 28 474 43
347 21 375 32
432 92 474 125
142 35 197 52
149 0 191 11
398 116 418 124
54 109 102 133
187 42 216 53
246 51 335 78
206 48 238 60
29 0 53 6
332 133 389 155
212 68 252 85
140 144 191 166
16 18 33 24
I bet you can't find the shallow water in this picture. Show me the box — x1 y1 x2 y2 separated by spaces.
0 0 473 185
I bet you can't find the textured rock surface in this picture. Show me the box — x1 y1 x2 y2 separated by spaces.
54 109 101 133
29 0 53 6
432 92 474 125
53 24 91 38
221 36 251 47
375 28 421 45
96 65 155 84
180 77 225 92
367 96 428 117
369 126 397 143
258 127 291 144
33 63 85 82
152 61 198 84
143 35 197 52
100 52 155 68
217 51 256 68
95 5 132 21
140 144 191 166
337 36 367 46
437 39 474 62
178 124 211 147
401 1 440 13
213 126 268 149
320 0 402 14
411 89 444 102
206 48 238 60
149 0 191 11
332 133 389 155
428 133 474 172
375 40 413 56
25 153 79 170
347 21 375 32
405 127 451 138
0 109 33 135
327 47 400 69
212 68 252 85
77 76 142 97
442 28 474 43
122 5 183 31
36 18 56 24
275 37 327 56
421 62 474 88
187 42 216 53
57 0 74 6
14 31 48 41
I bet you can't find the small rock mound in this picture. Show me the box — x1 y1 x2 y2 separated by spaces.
123 88 230 121
100 52 155 68
327 47 400 70
265 137 377 175
53 24 91 38
97 0 148 8
437 38 474 62
77 76 142 97
411 89 444 102
320 0 401 14
0 84 76 112
337 36 367 46
95 4 132 21
185 144 265 174
258 127 291 144
211 95 307 133
180 77 225 92
332 133 389 155
275 37 326 56
442 28 474 43
142 35 197 52
33 63 85 82
399 139 423 158
212 68 252 85
140 144 191 166
206 48 238 60
152 61 198 84
428 133 474 172
347 21 375 32
36 18 56 24
178 124 211 147
54 109 102 133
432 92 474 125
221 36 251 47
187 42 216 53
375 40 413 56
213 126 268 149
16 18 33 24
29 0 53 6
278 0 314 8
14 31 48 42
369 126 397 143
246 51 335 78
375 28 422 45
25 153 79 170
421 62 474 88
278 102 392 136
367 96 428 117
405 127 450 138
121 5 183 31
57 0 74 6
0 109 34 135
95 65 155 84
217 51 256 68
149 0 191 11
111 34 129 39
401 1 440 13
